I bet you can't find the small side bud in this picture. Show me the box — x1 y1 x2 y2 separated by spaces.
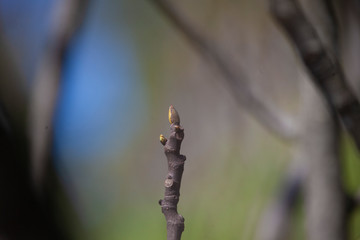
168 105 180 124
160 134 167 145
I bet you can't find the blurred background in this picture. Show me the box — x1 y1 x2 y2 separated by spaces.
0 0 360 239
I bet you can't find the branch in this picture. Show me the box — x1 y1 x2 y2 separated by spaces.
150 0 298 141
298 79 346 240
29 0 89 191
271 2 348 239
271 0 360 150
0 2 89 237
159 106 186 240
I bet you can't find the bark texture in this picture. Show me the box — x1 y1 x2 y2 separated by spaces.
159 106 186 240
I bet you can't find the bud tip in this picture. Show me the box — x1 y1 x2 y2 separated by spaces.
168 105 180 124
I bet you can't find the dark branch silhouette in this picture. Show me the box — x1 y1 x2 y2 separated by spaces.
0 0 90 239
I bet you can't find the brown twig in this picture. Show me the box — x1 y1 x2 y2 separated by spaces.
271 0 360 150
159 106 186 240
150 0 298 141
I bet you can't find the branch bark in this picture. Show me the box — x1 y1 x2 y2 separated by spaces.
150 0 297 141
159 106 186 240
271 0 360 150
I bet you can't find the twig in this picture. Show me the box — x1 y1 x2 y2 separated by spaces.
271 0 360 150
159 106 186 240
150 0 298 141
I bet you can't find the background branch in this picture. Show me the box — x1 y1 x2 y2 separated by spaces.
0 0 91 238
0 104 69 239
29 0 89 192
300 78 346 240
270 1 347 239
150 0 298 141
271 0 360 150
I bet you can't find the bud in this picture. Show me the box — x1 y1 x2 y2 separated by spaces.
159 134 167 145
168 105 180 124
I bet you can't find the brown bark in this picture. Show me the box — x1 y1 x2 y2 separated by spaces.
159 106 186 240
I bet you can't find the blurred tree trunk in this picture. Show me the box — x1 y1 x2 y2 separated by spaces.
300 78 346 240
0 0 89 238
258 0 348 239
298 2 346 238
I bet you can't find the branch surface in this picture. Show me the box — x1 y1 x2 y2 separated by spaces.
150 0 297 141
159 106 186 240
271 0 360 149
